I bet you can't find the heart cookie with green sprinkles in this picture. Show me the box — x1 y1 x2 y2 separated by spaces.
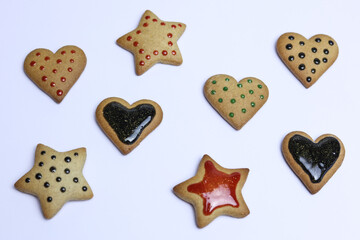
204 74 269 130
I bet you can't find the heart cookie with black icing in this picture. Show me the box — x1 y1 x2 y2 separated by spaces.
204 74 269 130
24 46 86 103
96 97 163 155
277 33 338 88
282 131 345 194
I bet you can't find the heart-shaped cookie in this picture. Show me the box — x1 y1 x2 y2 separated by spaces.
282 131 345 194
204 74 269 130
276 33 338 88
96 97 163 155
24 46 86 103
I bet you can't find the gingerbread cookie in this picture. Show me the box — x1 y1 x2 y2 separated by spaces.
14 144 93 219
173 155 250 228
282 131 345 194
116 10 186 75
24 46 86 103
96 97 163 155
276 33 338 88
204 74 269 130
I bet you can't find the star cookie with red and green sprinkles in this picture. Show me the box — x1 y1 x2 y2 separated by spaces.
173 155 250 228
116 10 186 75
14 144 93 219
204 74 269 130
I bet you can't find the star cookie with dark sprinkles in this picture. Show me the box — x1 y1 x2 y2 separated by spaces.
14 144 93 219
116 10 186 75
276 33 338 88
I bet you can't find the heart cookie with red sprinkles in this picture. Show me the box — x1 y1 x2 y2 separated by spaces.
116 10 186 75
24 46 86 103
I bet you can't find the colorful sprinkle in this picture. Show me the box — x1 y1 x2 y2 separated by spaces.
57 90 63 96
30 61 36 66
127 36 132 41
212 80 216 84
229 112 234 118
230 99 236 104
237 83 242 88
247 79 252 83
257 84 262 89
218 98 223 103
249 90 254 94
241 94 245 99
251 102 255 107
260 95 264 99
223 87 228 91
242 109 246 113
211 90 216 95
139 49 144 54
225 78 230 81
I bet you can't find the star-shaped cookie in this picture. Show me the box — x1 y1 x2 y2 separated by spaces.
14 144 93 219
116 10 186 75
173 155 250 228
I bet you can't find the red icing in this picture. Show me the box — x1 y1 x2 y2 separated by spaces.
30 61 36 66
61 51 66 55
136 30 141 34
71 50 76 54
162 50 168 56
70 59 74 63
153 50 159 55
45 56 50 61
68 67 72 72
127 36 132 41
42 76 47 81
143 23 148 27
133 41 139 47
171 24 176 29
139 61 145 66
146 55 151 60
52 69 57 73
168 41 173 46
152 19 158 22
36 52 41 56
60 77 66 82
172 50 176 55
139 49 144 54
187 161 240 215
167 33 173 38
50 82 56 87
57 59 62 64
161 22 165 26
145 16 150 19
40 66 45 70
57 90 63 96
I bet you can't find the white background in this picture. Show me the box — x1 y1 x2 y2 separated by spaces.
1 0 359 239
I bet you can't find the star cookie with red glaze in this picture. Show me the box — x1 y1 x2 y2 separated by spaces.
116 10 186 75
173 155 250 228
14 144 93 219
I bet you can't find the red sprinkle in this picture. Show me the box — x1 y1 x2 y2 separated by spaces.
139 49 144 54
127 36 132 41
145 16 150 19
68 67 72 72
143 23 148 27
56 59 62 64
172 50 176 55
133 41 139 47
57 90 63 96
161 22 165 26
30 61 36 66
60 77 66 82
50 82 56 87
36 52 41 56
171 25 176 28
152 19 158 22
45 56 50 61
167 33 173 38
52 69 57 73
61 51 66 55
168 41 173 46
162 50 168 56
71 50 76 54
70 59 74 63
40 66 45 70
42 76 48 81
146 55 151 60
136 30 141 34
153 50 159 55
178 24 182 27
139 61 145 66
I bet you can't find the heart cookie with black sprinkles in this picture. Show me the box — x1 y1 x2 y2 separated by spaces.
24 45 86 103
282 131 345 194
14 144 93 219
96 97 163 155
277 33 338 88
204 74 269 130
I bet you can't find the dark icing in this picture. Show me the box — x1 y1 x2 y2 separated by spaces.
102 101 156 145
288 134 341 183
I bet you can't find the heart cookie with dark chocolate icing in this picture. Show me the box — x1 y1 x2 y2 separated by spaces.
24 45 86 103
276 33 338 88
282 131 345 194
96 97 163 155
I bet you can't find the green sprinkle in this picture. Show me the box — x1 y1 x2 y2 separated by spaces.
211 90 216 95
230 99 236 104
247 79 252 83
242 108 246 113
237 83 243 88
218 98 223 103
223 87 228 91
225 78 230 81
258 84 262 89
212 80 217 84
249 90 254 94
260 95 264 99
229 112 234 117
241 94 245 99
251 102 255 107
